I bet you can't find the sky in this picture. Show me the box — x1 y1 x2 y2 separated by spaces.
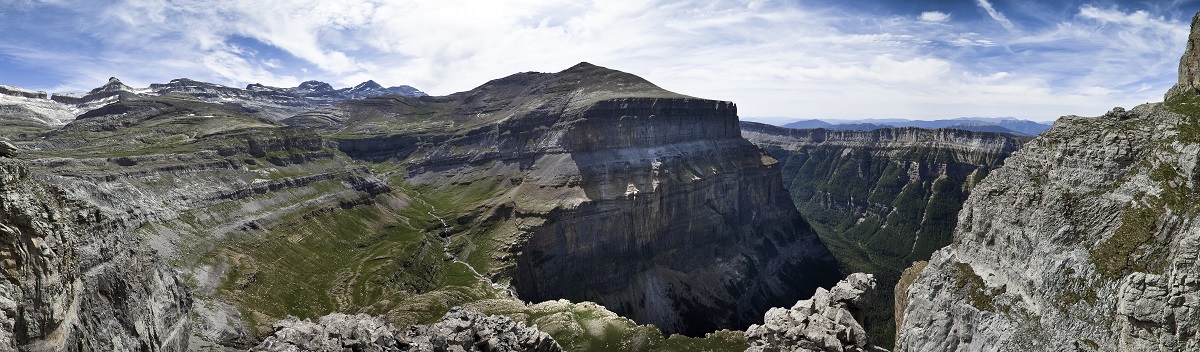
1 0 1199 124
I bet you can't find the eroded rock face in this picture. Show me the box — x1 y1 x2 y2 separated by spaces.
504 97 839 336
0 159 192 350
252 308 562 352
746 273 882 352
895 104 1200 351
1167 12 1200 101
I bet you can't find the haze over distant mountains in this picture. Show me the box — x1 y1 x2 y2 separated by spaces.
778 117 1053 136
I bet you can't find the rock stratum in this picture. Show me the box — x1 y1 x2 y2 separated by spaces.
0 159 191 350
896 103 1200 351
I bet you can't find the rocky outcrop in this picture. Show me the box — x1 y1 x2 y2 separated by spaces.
0 159 192 350
1167 12 1200 101
401 308 561 352
895 103 1200 351
746 273 882 352
252 314 402 351
50 77 138 109
896 14 1200 350
252 308 561 352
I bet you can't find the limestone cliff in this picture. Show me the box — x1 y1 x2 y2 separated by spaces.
897 103 1200 351
742 122 1021 346
1167 12 1200 101
896 14 1200 351
0 159 192 350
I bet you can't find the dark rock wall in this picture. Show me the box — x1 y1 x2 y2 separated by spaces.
505 98 840 336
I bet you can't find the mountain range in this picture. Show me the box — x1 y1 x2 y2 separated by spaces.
0 77 426 137
781 117 1053 136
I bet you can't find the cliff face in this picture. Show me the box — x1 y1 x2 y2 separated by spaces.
0 159 192 350
897 104 1200 351
511 103 837 335
1167 12 1200 101
742 122 1021 346
895 13 1200 351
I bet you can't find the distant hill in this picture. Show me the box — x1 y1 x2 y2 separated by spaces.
780 117 1052 136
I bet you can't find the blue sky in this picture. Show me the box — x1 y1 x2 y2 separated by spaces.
1 0 1198 123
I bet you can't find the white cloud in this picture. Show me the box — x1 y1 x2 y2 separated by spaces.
0 0 1194 122
976 0 1016 31
920 11 950 23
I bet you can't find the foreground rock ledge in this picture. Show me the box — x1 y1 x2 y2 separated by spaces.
253 307 562 352
746 273 886 352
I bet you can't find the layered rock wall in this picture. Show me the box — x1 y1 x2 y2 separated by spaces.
896 105 1200 351
0 159 192 350
503 98 840 336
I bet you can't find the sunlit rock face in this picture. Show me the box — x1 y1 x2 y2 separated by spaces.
0 159 192 350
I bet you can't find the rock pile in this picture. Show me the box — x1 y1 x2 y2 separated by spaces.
746 273 884 352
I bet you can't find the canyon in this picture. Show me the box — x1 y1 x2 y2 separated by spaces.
0 62 839 350
3 11 1200 351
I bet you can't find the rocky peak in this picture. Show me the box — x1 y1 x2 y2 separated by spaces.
245 83 279 92
295 80 335 93
349 80 384 93
88 76 134 94
1167 11 1200 101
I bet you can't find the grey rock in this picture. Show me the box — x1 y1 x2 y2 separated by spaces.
253 314 402 352
0 159 192 350
896 13 1200 351
746 273 884 352
252 308 562 352
895 103 1200 351
1167 11 1200 101
401 307 561 352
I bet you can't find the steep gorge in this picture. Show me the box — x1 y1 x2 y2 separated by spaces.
742 122 1022 345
